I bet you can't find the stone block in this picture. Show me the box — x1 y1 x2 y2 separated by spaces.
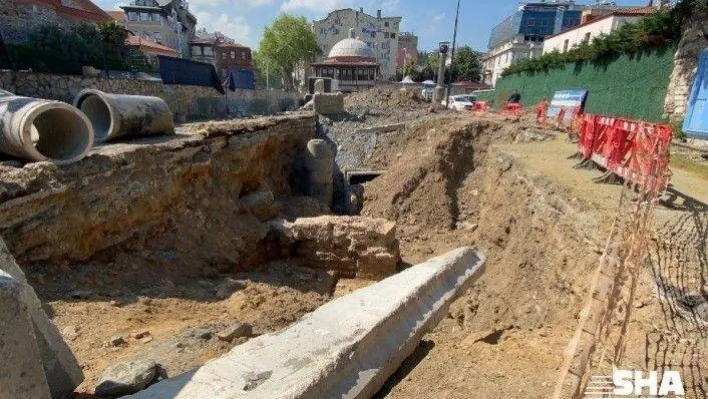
313 93 344 115
313 78 326 94
278 215 400 278
126 248 486 399
0 238 83 398
0 269 52 399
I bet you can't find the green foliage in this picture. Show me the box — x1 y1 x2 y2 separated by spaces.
7 22 151 74
454 46 481 82
252 50 283 90
258 14 321 90
402 58 417 78
490 46 675 122
502 7 684 77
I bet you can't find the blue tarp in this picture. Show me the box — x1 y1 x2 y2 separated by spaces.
226 69 256 91
157 56 224 94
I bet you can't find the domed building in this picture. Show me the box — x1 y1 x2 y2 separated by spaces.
312 28 379 93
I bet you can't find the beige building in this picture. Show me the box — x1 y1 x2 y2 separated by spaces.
481 36 544 86
313 8 404 79
543 7 655 54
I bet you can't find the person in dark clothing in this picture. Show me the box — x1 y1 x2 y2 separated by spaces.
508 90 521 104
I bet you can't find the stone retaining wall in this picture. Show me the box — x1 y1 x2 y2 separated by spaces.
664 10 708 123
0 70 299 122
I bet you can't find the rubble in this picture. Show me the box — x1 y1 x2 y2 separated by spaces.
95 359 159 397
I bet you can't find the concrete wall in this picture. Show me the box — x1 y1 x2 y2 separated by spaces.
664 10 708 123
0 70 298 122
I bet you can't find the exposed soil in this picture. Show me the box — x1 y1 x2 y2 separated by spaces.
9 87 708 398
354 109 708 398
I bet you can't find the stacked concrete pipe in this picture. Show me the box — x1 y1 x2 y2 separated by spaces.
73 89 175 143
0 89 94 164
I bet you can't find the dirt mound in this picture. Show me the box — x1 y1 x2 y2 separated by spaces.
360 117 517 232
344 86 427 111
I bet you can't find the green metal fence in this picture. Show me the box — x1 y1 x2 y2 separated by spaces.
476 46 677 123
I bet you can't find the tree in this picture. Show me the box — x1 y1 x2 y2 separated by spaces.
252 50 283 90
454 46 481 82
258 14 321 91
402 58 417 78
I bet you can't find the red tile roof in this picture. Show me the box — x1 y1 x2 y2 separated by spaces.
106 10 125 22
126 34 181 57
21 0 113 23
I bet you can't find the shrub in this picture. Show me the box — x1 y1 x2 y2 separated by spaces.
501 4 689 78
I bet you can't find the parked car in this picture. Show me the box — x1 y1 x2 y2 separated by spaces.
443 95 475 111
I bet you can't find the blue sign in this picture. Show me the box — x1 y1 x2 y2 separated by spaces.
547 89 588 125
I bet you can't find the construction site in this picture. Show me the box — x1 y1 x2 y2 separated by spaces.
0 83 704 399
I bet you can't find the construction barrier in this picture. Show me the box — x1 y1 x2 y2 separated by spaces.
536 100 549 125
473 101 489 113
575 114 672 194
502 102 523 119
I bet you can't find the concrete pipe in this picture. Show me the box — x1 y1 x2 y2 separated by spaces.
73 89 175 143
306 139 335 208
0 91 94 164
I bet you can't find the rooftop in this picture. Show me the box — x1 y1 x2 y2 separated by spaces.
28 0 113 22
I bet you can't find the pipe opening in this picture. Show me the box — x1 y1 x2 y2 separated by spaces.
77 94 112 142
31 108 92 161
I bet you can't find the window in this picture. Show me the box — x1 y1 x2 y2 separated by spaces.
584 32 591 43
384 32 389 39
221 52 227 60
140 12 150 21
385 22 389 27
241 51 247 60
526 18 535 26
230 51 235 59
390 33 395 39
371 31 376 38
563 39 569 53
204 47 213 56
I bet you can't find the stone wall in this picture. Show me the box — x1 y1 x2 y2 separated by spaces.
0 1 66 44
0 70 299 122
664 10 708 123
0 114 317 268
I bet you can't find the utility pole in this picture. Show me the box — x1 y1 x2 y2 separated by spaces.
433 41 449 103
446 0 461 109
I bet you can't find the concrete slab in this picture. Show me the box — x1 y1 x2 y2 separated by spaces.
313 93 344 115
0 269 52 399
127 247 485 399
0 239 83 398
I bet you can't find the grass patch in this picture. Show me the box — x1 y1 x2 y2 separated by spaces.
671 153 708 181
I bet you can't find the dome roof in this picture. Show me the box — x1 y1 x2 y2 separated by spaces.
329 38 374 59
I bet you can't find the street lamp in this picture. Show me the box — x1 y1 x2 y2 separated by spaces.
433 41 450 103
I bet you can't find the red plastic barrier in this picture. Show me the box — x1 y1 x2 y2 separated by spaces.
502 102 523 119
590 116 618 169
536 101 549 125
473 101 489 113
577 114 597 159
575 113 672 194
614 122 673 194
570 107 584 134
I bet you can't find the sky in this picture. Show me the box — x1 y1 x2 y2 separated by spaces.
94 0 655 51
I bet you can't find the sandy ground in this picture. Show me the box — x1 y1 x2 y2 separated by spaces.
363 113 708 399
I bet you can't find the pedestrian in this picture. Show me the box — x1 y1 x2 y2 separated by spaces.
508 89 521 104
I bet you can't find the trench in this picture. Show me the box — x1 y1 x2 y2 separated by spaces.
5 110 700 398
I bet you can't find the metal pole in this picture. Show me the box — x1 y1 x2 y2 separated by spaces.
446 0 461 109
266 58 270 90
